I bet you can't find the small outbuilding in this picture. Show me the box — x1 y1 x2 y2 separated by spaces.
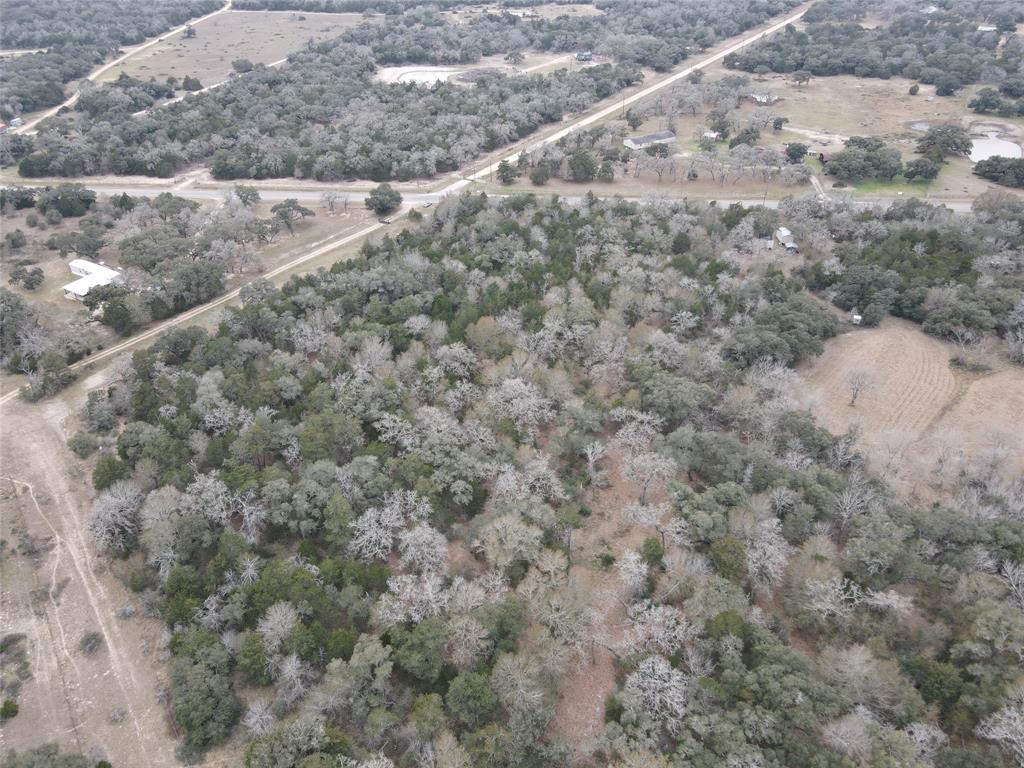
774 226 800 253
576 51 593 62
63 259 122 300
623 130 676 150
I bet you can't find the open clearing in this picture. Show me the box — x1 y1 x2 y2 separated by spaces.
0 388 179 766
798 318 1024 497
99 10 364 87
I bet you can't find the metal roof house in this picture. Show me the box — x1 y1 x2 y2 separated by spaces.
576 51 593 62
63 259 122 300
774 227 799 252
623 130 676 150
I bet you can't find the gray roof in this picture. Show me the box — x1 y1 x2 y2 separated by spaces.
625 130 676 146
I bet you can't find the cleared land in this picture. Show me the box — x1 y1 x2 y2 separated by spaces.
798 318 1024 498
0 389 179 766
99 10 364 88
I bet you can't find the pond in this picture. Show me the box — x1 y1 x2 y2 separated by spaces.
971 132 1023 162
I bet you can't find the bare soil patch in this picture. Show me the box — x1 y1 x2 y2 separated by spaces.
0 391 178 765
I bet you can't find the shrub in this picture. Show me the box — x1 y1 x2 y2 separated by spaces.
67 431 98 458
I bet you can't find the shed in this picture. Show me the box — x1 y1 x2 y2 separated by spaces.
774 227 799 253
576 51 593 62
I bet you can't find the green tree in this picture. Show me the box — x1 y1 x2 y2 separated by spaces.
529 163 550 186
915 124 972 161
234 184 260 207
92 454 130 490
446 672 501 730
709 536 748 582
271 199 314 234
496 160 519 185
170 630 241 750
365 184 402 215
785 142 808 163
904 157 941 181
568 150 597 182
391 617 447 683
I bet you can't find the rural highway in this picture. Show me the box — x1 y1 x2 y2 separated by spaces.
0 0 975 406
11 0 233 135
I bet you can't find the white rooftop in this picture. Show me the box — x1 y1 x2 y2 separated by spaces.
64 259 121 298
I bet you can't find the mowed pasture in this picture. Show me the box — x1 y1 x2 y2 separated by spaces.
798 318 1024 498
99 10 365 89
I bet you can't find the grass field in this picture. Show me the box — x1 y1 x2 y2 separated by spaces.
99 10 365 88
798 318 1024 500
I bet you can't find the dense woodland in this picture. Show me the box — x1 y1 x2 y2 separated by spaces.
7 0 804 181
31 192 1015 768
0 0 221 118
725 0 1024 98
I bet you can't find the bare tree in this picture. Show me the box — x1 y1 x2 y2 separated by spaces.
843 365 877 407
976 687 1024 766
321 191 340 214
90 481 144 554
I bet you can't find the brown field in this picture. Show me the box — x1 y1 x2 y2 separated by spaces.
798 318 1024 497
0 388 181 766
99 10 364 87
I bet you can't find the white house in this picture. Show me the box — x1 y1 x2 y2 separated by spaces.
623 130 676 150
63 259 122 300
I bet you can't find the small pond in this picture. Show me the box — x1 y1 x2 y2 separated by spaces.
971 132 1023 162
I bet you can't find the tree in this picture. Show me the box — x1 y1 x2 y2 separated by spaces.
170 630 241 749
622 655 689 736
271 199 314 234
234 184 260 207
504 51 524 66
446 672 500 730
568 150 597 182
785 142 808 163
976 690 1024 767
181 75 202 91
90 480 144 554
915 124 972 161
843 365 876 406
365 184 402 215
232 58 254 73
793 70 812 87
529 164 550 186
320 190 340 213
904 157 941 181
92 454 131 490
496 160 519 185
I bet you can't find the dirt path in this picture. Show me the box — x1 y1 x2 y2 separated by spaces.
0 395 178 764
551 447 652 761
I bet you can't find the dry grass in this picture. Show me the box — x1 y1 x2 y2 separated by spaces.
99 10 364 87
798 317 1024 498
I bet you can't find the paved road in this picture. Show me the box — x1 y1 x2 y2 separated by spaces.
12 0 232 135
0 1 978 405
